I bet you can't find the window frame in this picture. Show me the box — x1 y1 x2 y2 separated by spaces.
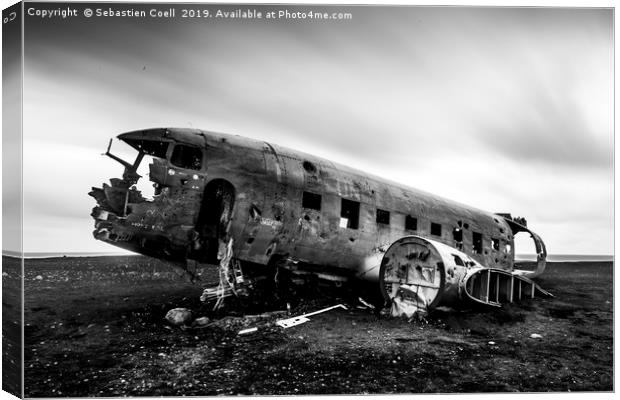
340 198 360 230
473 232 483 254
170 143 204 171
302 191 322 211
431 222 442 237
405 215 418 231
376 208 390 225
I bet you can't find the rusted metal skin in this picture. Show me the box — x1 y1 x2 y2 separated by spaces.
89 127 547 297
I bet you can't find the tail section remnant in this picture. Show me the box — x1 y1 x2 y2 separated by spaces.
379 236 552 318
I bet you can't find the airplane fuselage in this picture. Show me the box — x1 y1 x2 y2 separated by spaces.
90 128 547 309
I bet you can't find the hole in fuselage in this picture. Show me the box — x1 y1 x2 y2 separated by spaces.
303 161 317 173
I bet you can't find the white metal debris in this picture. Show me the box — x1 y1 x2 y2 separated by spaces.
275 304 347 329
238 327 258 335
276 316 310 329
530 333 543 339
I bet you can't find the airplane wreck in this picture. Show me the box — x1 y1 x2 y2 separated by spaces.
89 128 551 317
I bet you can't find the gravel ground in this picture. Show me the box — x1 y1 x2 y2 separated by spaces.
2 256 612 396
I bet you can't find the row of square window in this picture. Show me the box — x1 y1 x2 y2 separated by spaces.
302 191 503 254
303 191 425 231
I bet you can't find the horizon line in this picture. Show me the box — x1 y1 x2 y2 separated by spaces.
2 250 614 260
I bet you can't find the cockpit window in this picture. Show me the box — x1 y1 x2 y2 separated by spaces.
139 141 169 158
124 139 169 158
171 144 203 170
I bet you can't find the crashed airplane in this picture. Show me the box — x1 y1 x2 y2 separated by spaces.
89 128 551 317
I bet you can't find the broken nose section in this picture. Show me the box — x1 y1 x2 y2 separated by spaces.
89 178 147 246
90 178 146 216
89 170 203 280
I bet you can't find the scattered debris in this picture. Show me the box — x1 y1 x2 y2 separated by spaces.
358 297 375 310
530 333 543 339
165 308 193 326
276 304 347 329
276 316 310 329
238 327 258 335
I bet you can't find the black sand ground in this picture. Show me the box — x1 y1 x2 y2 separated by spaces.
10 256 614 396
2 256 22 397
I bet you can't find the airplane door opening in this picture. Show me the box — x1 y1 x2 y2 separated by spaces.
195 179 236 264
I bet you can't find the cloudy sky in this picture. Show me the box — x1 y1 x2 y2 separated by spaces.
11 3 613 255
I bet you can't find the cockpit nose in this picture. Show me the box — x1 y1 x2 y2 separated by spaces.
89 129 209 262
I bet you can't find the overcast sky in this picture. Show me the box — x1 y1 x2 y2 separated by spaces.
12 4 613 255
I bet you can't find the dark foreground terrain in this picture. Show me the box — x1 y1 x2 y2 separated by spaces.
2 256 22 397
15 256 613 396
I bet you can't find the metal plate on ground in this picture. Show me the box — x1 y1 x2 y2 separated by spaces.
276 316 310 328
